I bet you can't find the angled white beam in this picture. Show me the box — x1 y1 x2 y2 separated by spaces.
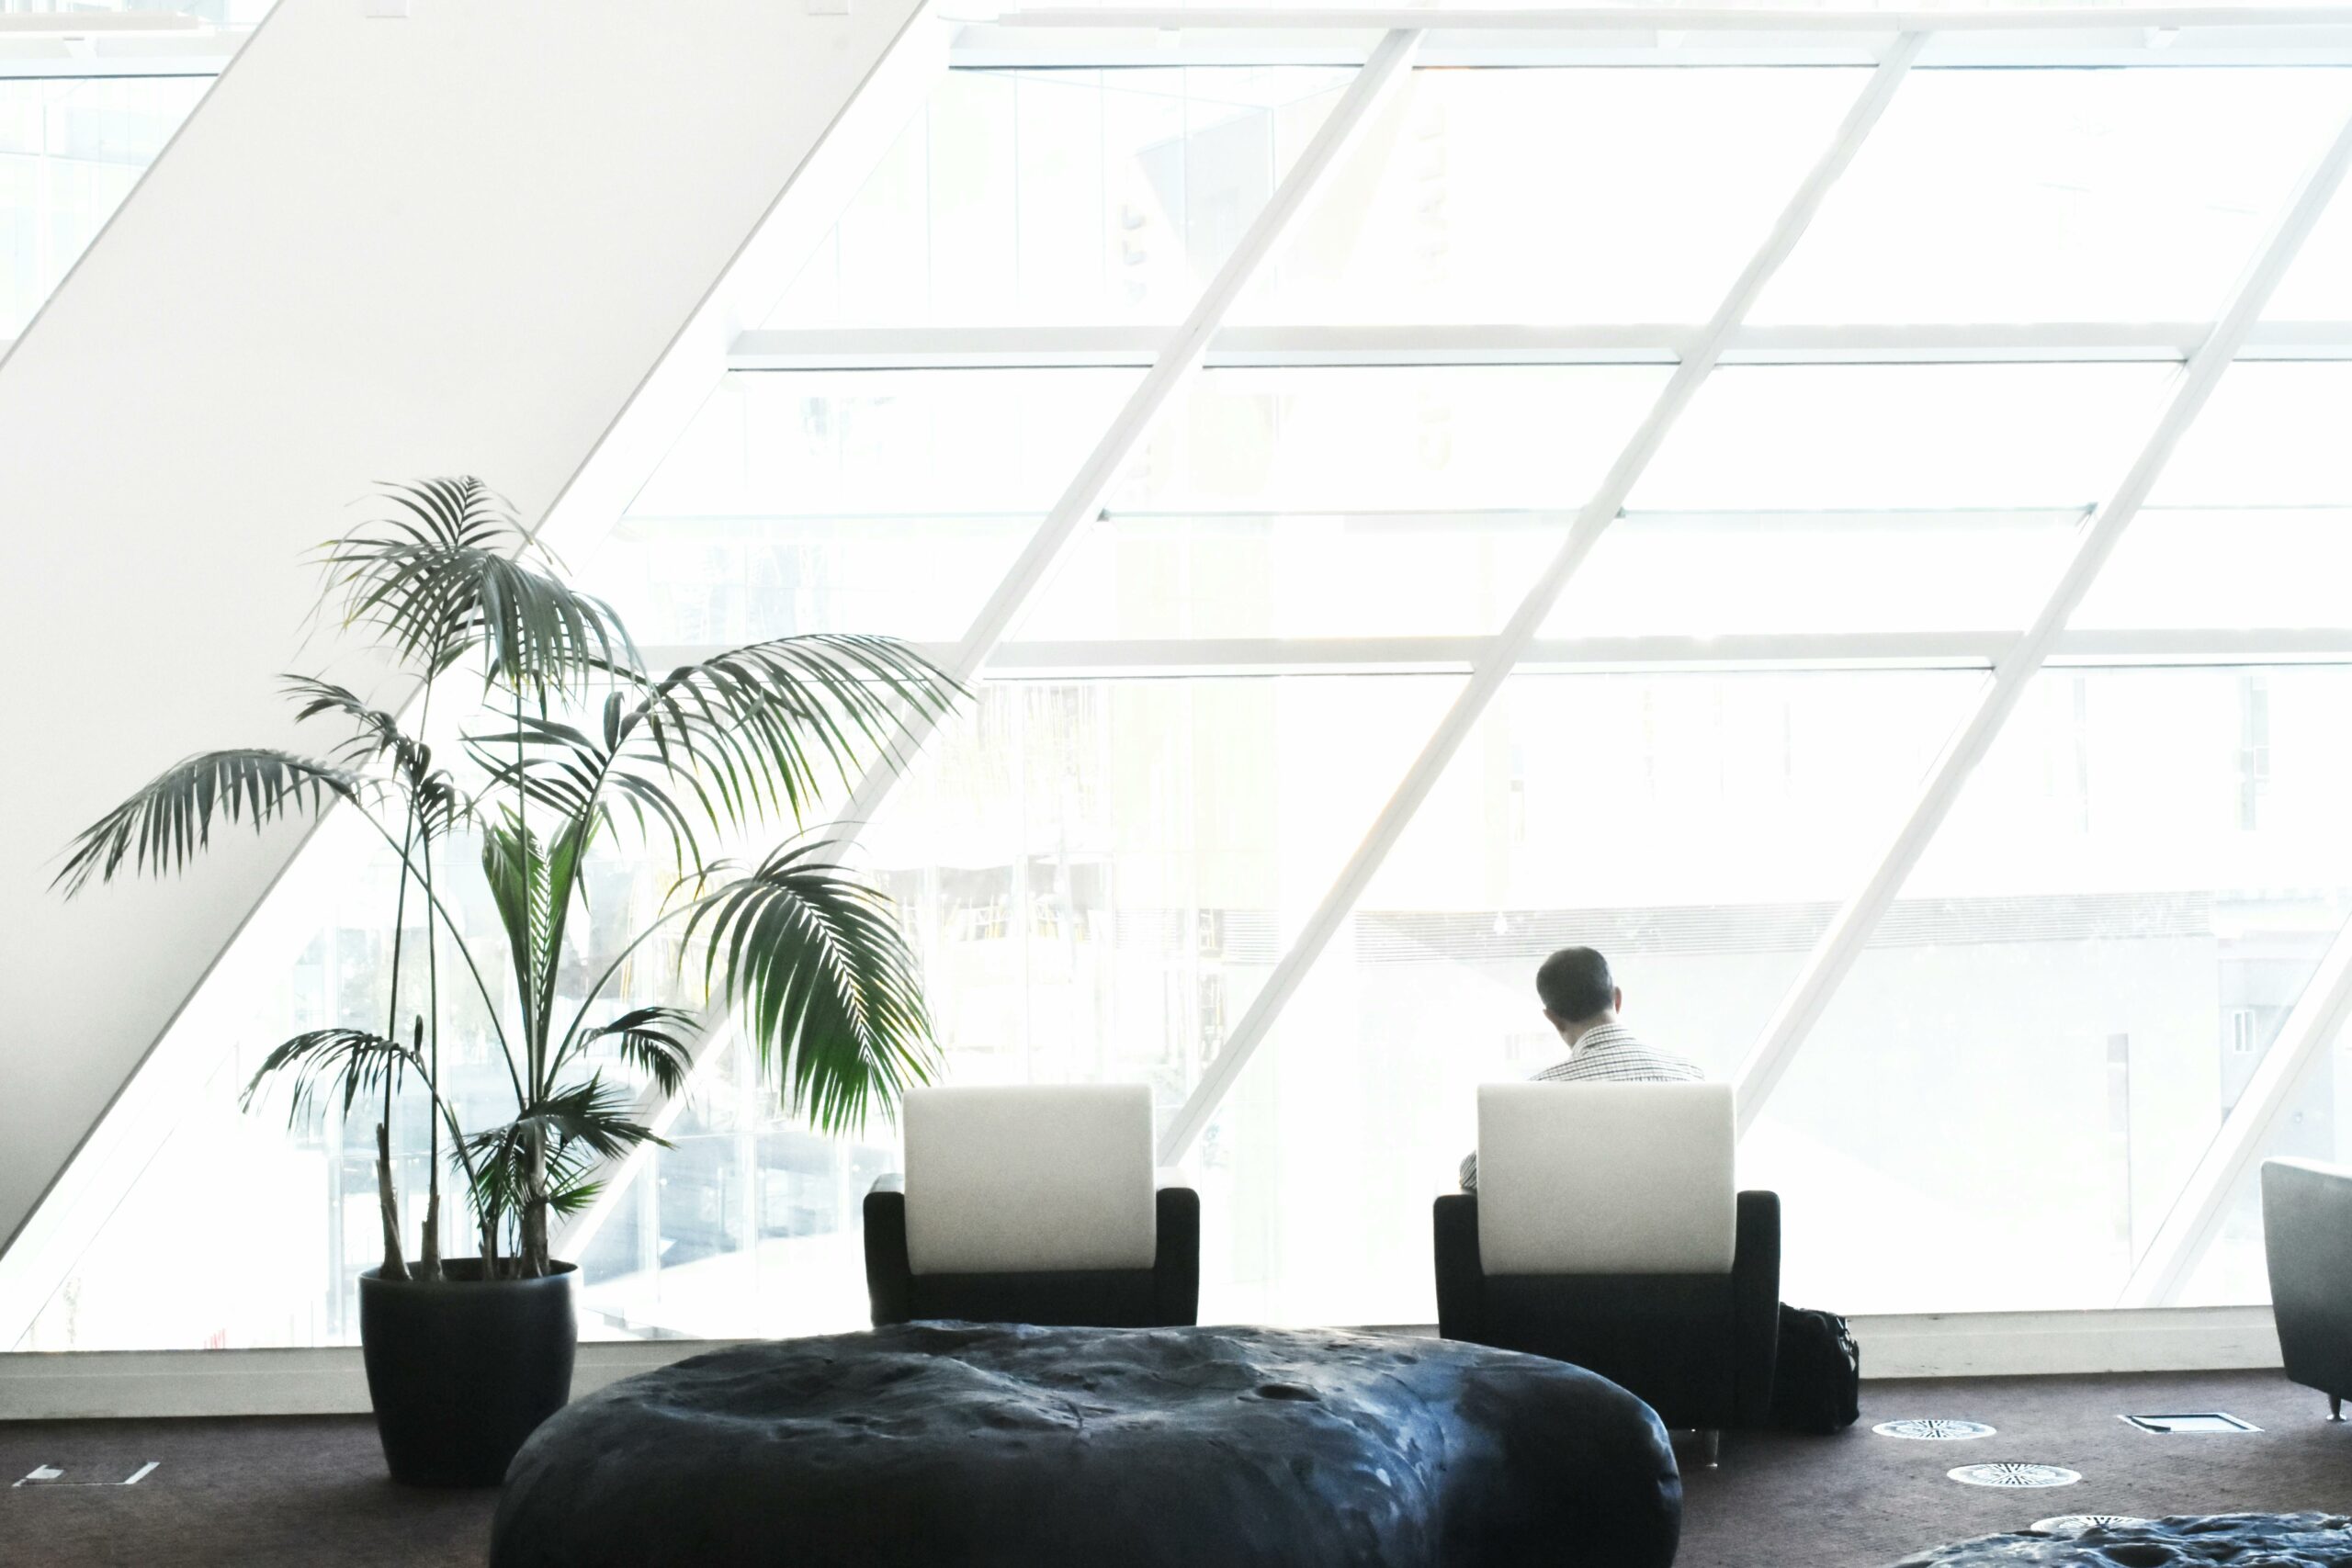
1156 32 1928 1167
825 27 1425 831
1732 98 2352 1136
2120 912 2352 1308
731 321 2352 370
548 29 1426 1263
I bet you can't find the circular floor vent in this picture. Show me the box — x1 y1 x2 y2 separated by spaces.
2030 1516 2148 1535
1873 1419 1996 1440
1948 1463 2082 1489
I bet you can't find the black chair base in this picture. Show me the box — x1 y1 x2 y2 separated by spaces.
864 1186 1201 1328
1433 1189 1781 1434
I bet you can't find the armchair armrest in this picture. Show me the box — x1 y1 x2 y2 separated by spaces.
1732 1190 1781 1428
863 1188 915 1326
1154 1187 1201 1326
1433 1193 1485 1342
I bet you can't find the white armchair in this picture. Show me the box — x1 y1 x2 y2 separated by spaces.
863 1085 1200 1327
1434 1082 1779 1450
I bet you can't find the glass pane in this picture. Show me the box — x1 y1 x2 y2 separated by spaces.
1549 510 2083 639
2073 509 2352 634
0 76 210 336
2151 364 2352 509
1014 366 1668 641
1234 67 1857 325
1104 365 1668 515
2264 163 2352 321
2110 366 2352 636
1750 667 2352 1316
1015 512 1550 644
586 369 1138 645
766 68 1351 328
1197 670 1980 1327
571 675 1466 1339
1756 69 2351 323
1630 365 2172 511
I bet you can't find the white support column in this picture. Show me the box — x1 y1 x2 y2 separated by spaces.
1155 32 1928 1167
2120 912 2352 1307
827 26 1425 837
1731 98 2352 1135
547 29 1425 1266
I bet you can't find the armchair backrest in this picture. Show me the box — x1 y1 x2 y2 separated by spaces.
1476 1081 1737 1276
903 1084 1158 1275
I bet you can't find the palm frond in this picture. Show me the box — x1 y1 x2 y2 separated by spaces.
576 1006 700 1096
240 1027 422 1128
56 750 364 897
282 675 475 837
620 634 963 836
481 813 561 1027
462 1124 615 1229
463 714 650 861
320 477 638 697
464 1078 662 1173
281 676 415 767
680 839 940 1134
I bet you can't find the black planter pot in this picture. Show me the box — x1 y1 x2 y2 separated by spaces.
358 1259 578 1488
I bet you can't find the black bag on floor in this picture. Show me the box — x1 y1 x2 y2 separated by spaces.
1770 1305 1860 1434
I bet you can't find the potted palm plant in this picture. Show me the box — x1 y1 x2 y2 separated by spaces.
57 478 960 1485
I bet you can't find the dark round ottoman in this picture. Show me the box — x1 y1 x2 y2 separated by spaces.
491 1321 1681 1567
1886 1512 2352 1564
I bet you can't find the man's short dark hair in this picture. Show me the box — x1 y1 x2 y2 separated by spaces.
1536 946 1614 1023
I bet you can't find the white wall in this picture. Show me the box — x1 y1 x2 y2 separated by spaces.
0 0 937 1280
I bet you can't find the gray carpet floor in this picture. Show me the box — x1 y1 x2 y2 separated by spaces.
3 1368 2346 1566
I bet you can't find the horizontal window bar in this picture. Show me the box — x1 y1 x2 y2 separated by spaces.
729 322 2352 371
984 8 2352 34
639 629 2352 678
951 24 2352 68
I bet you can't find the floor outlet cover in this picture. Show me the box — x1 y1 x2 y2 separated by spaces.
12 1462 159 1488
2119 1412 2260 1434
2029 1516 2149 1534
1875 1419 1996 1440
1947 1463 2082 1489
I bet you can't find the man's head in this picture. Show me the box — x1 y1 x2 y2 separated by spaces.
1536 946 1621 1037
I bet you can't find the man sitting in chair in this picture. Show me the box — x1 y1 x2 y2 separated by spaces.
1458 945 1702 1192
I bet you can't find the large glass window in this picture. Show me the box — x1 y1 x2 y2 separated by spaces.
24 49 2352 1352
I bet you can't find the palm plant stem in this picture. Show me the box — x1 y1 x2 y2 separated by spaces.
414 674 444 1280
375 812 418 1283
336 794 523 1102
